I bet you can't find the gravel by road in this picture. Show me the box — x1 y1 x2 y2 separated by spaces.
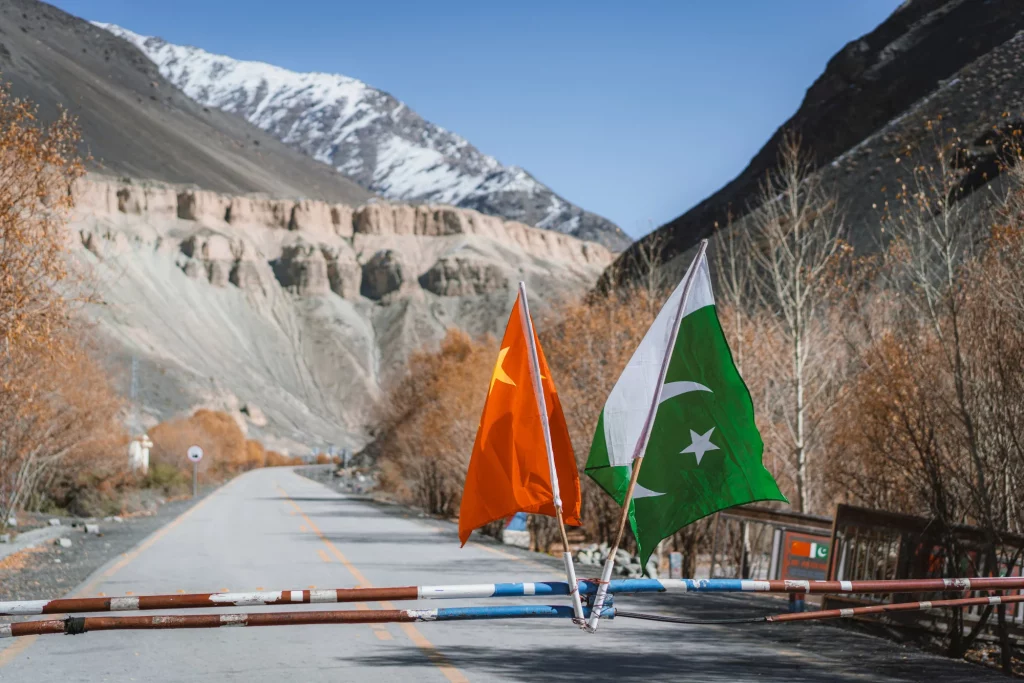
0 492 210 604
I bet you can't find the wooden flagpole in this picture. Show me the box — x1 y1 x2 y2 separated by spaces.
585 239 709 633
518 281 585 624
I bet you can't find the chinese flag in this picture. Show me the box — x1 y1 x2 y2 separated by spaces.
458 292 581 545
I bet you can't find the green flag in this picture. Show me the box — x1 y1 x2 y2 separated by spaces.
585 248 786 571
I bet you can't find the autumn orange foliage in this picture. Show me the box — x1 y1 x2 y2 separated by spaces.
0 81 126 526
375 330 495 518
147 409 301 494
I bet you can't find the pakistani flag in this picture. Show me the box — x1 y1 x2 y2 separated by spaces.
585 247 786 570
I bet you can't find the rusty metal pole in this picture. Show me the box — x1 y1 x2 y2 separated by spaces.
768 593 1024 623
0 604 614 640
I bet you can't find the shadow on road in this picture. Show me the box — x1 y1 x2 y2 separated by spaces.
343 629 985 683
294 531 451 546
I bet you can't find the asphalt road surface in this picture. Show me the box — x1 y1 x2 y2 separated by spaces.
0 468 1005 682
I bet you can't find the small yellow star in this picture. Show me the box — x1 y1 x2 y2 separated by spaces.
489 347 516 394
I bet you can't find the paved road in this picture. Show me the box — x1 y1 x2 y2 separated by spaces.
0 468 1005 682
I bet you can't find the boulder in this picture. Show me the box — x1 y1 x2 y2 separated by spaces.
360 249 408 299
179 233 235 287
208 260 231 287
645 558 659 579
273 243 330 295
322 244 361 299
227 240 271 293
420 256 507 296
182 258 206 281
229 259 266 292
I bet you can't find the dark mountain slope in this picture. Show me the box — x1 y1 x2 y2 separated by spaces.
0 0 372 204
603 0 1024 287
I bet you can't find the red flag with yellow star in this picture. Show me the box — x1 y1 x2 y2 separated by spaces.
457 291 581 545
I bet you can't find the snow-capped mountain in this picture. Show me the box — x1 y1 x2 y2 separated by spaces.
95 23 630 251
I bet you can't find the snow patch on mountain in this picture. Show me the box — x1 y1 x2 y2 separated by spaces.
95 23 629 250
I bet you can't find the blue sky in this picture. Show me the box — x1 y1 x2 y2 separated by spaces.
53 0 902 238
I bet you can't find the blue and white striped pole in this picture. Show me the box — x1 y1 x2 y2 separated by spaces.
3 577 1019 617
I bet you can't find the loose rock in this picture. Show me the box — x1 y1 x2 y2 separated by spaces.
360 249 408 299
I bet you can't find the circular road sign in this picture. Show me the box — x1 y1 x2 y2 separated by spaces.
187 445 204 463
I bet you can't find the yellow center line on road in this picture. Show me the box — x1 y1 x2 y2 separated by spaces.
277 485 469 683
315 547 390 639
0 477 233 669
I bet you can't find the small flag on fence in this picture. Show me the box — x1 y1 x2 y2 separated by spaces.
792 540 829 560
458 290 581 546
584 246 786 570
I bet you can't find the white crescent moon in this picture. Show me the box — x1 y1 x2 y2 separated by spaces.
633 482 665 499
659 381 712 404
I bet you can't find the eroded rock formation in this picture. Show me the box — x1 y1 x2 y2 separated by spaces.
70 176 613 282
361 250 409 300
420 256 507 296
65 174 613 450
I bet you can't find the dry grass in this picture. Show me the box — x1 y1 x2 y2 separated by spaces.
0 545 46 572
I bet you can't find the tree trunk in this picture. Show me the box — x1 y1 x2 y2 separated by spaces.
794 321 808 513
740 521 752 579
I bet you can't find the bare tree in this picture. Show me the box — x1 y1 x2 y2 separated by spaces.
748 132 847 513
711 208 757 370
880 126 991 532
633 226 672 314
835 126 1024 667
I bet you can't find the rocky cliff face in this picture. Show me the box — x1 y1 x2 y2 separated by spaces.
71 175 611 451
603 0 1024 287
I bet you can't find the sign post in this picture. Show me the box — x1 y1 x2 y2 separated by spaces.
187 445 203 498
778 530 831 613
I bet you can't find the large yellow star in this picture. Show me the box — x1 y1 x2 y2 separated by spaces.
489 347 516 394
